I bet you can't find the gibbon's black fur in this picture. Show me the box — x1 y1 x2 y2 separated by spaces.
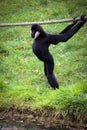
31 16 86 89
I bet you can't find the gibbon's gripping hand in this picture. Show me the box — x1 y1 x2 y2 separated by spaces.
73 17 78 24
80 15 86 22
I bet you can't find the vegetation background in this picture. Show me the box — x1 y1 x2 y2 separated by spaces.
0 0 87 124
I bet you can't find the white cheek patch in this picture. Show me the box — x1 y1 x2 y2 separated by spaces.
34 31 40 39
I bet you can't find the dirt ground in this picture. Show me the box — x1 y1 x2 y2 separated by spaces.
0 109 87 130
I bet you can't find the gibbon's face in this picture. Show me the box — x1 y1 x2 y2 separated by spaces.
31 24 44 39
31 29 40 39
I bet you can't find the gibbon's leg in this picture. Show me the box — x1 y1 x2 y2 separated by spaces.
45 62 59 89
43 53 59 89
44 63 47 76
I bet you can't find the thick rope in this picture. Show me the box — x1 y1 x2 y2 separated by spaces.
0 16 87 27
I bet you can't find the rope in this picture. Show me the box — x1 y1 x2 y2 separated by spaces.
0 16 87 27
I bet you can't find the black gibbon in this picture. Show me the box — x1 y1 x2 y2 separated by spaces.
31 16 86 89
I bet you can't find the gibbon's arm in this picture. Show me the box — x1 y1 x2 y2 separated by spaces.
59 22 77 34
49 20 86 45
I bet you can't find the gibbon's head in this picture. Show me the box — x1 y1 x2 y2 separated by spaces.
31 24 45 39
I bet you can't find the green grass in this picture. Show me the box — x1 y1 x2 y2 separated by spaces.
0 83 87 122
0 0 87 123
